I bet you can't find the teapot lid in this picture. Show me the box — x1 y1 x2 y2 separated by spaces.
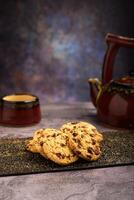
116 76 134 86
112 75 134 92
114 71 134 87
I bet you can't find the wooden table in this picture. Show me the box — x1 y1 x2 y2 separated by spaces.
0 102 134 200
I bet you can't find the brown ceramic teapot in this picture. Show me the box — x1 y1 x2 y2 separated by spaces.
88 33 134 129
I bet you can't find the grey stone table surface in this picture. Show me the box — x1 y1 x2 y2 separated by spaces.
0 102 134 200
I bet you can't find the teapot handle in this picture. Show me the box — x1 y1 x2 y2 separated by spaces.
102 33 134 85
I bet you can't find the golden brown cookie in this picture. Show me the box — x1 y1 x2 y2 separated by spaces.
68 128 101 161
42 129 78 165
26 129 48 159
61 121 103 142
26 139 39 153
61 121 103 161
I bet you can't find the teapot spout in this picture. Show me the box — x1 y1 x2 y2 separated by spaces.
88 78 102 107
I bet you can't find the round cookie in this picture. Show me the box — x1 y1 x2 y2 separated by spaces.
34 128 65 159
68 128 101 161
61 121 103 142
42 129 78 165
61 121 103 161
26 129 48 159
26 139 40 153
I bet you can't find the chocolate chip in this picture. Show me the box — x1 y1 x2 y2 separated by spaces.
61 155 65 159
81 134 84 138
94 147 100 155
73 138 77 142
87 147 93 154
60 143 66 147
67 155 71 159
87 155 92 159
91 139 96 145
72 132 77 137
56 153 62 158
72 154 76 157
70 130 73 133
90 134 94 137
75 150 81 155
88 150 92 154
40 141 44 146
81 126 86 128
77 139 81 147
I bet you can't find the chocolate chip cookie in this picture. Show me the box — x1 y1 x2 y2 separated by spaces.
61 121 103 142
26 129 48 159
42 129 78 165
61 121 103 161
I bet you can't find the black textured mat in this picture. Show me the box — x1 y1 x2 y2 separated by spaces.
0 131 134 177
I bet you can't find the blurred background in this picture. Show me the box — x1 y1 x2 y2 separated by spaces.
0 0 134 103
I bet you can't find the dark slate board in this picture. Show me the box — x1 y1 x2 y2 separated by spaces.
0 131 134 177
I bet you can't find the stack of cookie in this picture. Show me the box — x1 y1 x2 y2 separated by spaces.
26 121 103 165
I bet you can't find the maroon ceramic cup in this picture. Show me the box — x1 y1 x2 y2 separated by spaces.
0 93 41 126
